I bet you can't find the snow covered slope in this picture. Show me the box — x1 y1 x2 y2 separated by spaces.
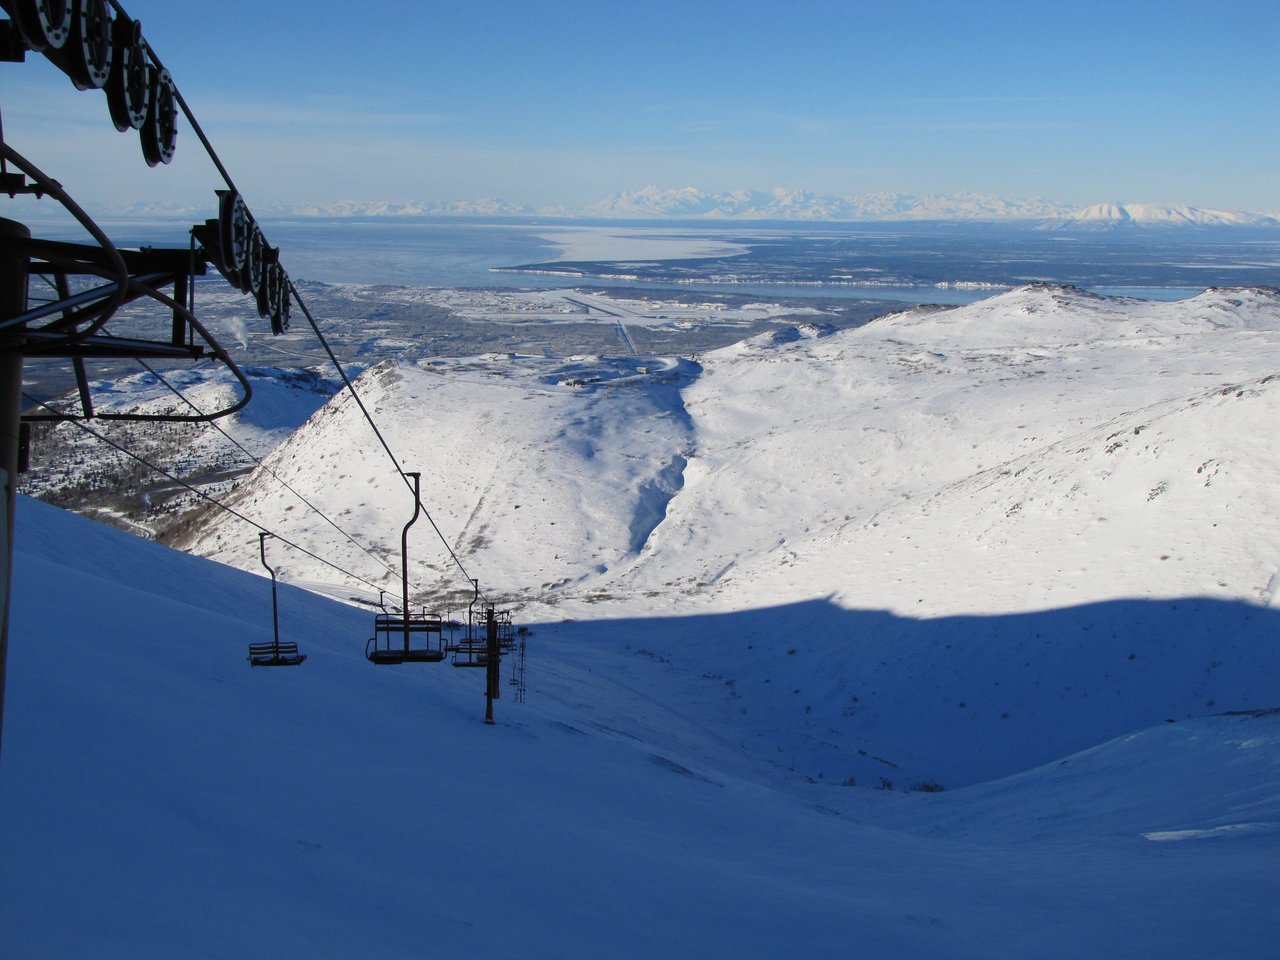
2 497 1277 959
164 282 1280 784
171 353 701 607
648 285 1280 617
179 285 1280 621
7 284 1277 956
1069 202 1280 227
21 365 342 535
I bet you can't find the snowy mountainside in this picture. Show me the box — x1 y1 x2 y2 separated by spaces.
1068 202 1280 227
161 284 1280 787
21 365 342 536
6 284 1280 954
617 284 1280 615
3 489 1278 958
172 354 701 608
178 284 1280 619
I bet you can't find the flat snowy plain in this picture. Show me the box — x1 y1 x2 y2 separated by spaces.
2 284 1278 958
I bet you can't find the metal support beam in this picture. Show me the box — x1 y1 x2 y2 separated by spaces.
485 605 499 725
0 217 31 763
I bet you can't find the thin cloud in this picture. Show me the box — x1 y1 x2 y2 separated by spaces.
872 94 1092 107
179 90 457 135
887 119 1082 132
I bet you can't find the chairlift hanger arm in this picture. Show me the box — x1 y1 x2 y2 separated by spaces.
259 532 275 575
400 471 421 648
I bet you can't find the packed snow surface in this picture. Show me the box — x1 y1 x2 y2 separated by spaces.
3 284 1279 957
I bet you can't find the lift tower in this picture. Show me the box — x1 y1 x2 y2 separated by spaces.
0 1 292 761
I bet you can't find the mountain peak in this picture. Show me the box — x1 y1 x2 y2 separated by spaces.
1068 202 1277 227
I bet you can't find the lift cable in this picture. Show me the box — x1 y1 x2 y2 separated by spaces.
10 26 489 604
7 155 463 602
132 32 489 602
22 392 390 596
109 345 406 584
287 281 487 601
127 8 241 199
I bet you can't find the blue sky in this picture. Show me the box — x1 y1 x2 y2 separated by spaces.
5 0 1279 214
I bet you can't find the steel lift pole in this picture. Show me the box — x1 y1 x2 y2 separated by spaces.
260 533 281 658
401 472 422 656
0 217 30 763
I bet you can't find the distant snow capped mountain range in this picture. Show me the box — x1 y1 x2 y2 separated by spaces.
111 189 1280 227
578 187 1280 227
581 186 1073 221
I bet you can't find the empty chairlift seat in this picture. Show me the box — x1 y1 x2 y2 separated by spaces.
364 470 447 665
248 532 306 666
366 612 446 664
248 640 307 666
